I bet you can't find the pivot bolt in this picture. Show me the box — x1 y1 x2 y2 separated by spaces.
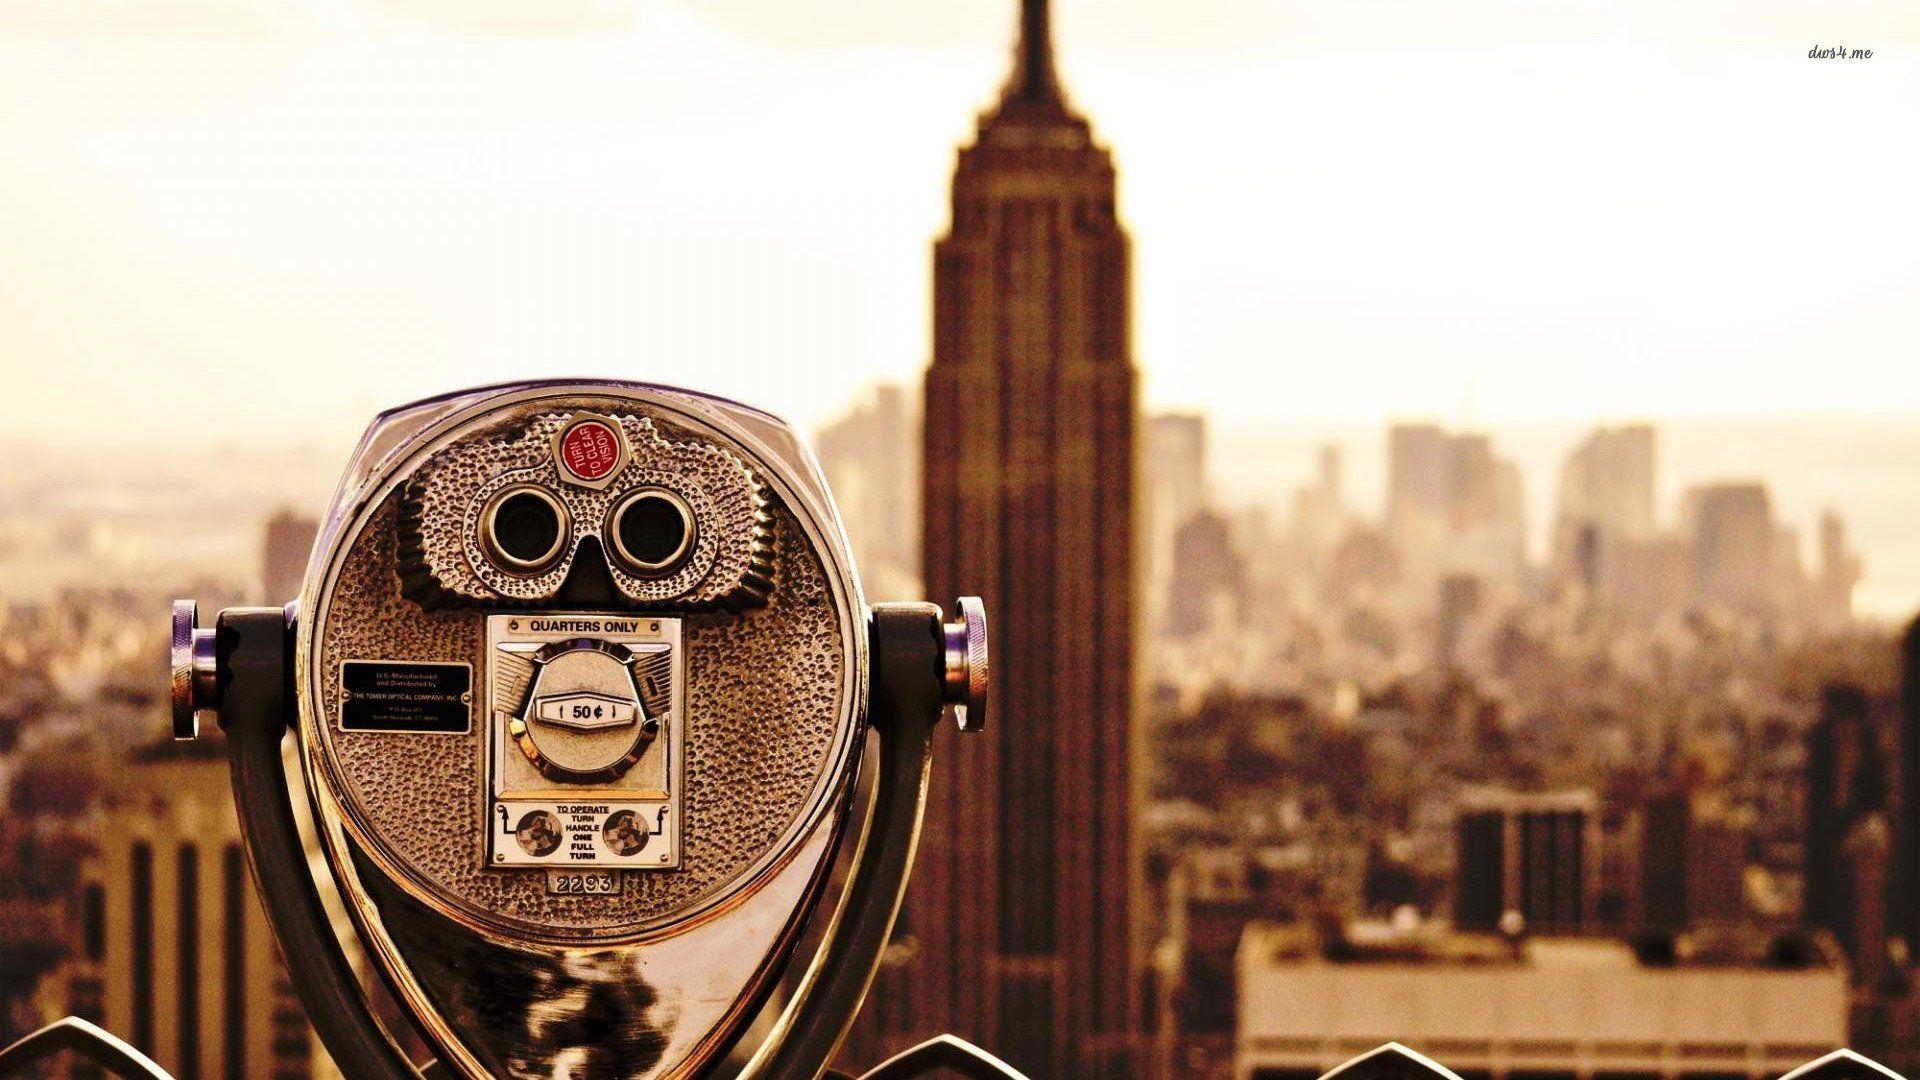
170 600 219 739
941 597 989 732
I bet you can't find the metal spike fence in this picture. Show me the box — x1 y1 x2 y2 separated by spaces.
1314 1045 1912 1080
826 1038 1915 1080
2 1019 1909 1080
0 1017 171 1079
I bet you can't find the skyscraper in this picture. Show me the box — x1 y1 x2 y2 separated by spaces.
1436 572 1484 667
1814 510 1863 629
260 509 318 604
1639 788 1746 933
1385 424 1526 589
1454 790 1598 935
1683 482 1775 619
1557 425 1656 539
1163 510 1247 639
1805 684 1864 937
1143 412 1207 634
1291 443 1345 558
814 383 920 598
1553 424 1656 598
898 1 1140 1074
1804 682 1892 973
58 748 332 1080
1386 423 1450 560
1900 617 1920 959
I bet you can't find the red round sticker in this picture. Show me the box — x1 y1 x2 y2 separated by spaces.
558 420 622 483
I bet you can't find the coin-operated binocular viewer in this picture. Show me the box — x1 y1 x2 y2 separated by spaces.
170 381 991 1080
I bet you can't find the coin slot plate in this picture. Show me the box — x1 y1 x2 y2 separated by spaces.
485 613 684 870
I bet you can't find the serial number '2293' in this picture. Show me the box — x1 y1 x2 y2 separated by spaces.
546 870 618 895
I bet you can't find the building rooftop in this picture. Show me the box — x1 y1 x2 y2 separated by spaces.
1235 920 1850 1079
1247 918 1840 971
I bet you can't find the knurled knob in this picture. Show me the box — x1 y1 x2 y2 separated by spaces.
942 597 989 732
170 600 219 740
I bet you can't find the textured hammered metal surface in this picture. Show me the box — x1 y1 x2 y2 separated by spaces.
314 410 846 939
398 411 774 609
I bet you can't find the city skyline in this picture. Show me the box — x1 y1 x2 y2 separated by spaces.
2 405 1913 619
811 398 1912 619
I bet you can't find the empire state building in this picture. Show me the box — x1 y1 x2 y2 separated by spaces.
890 1 1141 1075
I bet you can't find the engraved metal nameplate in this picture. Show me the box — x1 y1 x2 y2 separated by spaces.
340 661 472 733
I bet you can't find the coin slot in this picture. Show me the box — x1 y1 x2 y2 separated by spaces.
481 486 570 574
607 488 695 576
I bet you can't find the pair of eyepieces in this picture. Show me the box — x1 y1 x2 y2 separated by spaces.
479 486 694 578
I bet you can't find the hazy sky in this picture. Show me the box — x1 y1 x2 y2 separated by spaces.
2 0 1915 441
2 0 1917 610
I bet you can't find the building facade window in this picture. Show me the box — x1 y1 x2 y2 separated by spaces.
81 883 105 962
130 841 154 1053
223 843 246 1080
178 844 201 1080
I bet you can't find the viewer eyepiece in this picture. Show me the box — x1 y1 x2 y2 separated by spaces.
479 485 570 573
606 486 695 576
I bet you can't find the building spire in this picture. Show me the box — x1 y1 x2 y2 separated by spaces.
1000 0 1066 109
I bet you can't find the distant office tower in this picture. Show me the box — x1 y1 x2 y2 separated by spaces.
1683 482 1775 618
903 0 1140 1075
1845 810 1893 987
1385 424 1525 588
1291 443 1345 557
1146 413 1207 523
1805 683 1865 935
814 383 920 596
1814 510 1863 629
1640 791 1689 932
260 509 318 604
1553 424 1656 597
1386 423 1450 557
1446 435 1501 530
1315 444 1341 510
1557 424 1656 539
1144 412 1207 633
1454 790 1597 935
1904 617 1920 959
59 749 329 1080
1436 572 1483 666
1775 523 1808 603
1640 789 1746 932
1804 683 1892 971
1163 511 1247 638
